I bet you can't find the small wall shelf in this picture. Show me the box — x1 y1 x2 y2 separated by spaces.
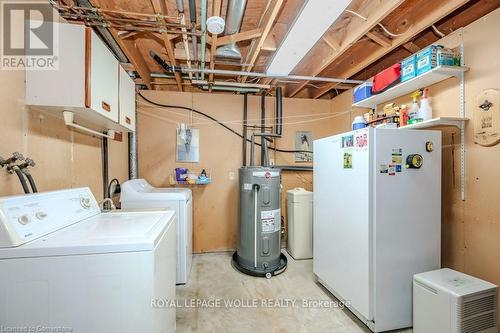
399 117 469 130
352 66 469 109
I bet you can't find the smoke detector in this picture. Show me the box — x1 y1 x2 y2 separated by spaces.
207 16 225 35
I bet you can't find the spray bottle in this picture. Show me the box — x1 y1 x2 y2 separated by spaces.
409 90 421 124
419 88 433 121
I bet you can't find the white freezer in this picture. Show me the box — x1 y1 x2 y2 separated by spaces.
313 127 442 332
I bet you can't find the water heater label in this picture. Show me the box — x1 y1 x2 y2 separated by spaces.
261 209 281 233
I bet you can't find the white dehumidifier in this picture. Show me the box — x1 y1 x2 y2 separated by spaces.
413 268 498 333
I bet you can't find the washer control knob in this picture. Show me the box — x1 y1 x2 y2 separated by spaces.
80 197 92 209
18 215 31 225
35 211 48 220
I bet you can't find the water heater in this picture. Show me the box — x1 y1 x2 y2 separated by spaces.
232 133 287 278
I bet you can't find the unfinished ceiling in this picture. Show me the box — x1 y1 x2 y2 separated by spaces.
52 0 500 98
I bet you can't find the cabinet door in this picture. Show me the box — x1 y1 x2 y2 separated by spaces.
118 65 136 131
87 29 119 122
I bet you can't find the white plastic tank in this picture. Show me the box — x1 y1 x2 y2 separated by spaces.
286 187 313 259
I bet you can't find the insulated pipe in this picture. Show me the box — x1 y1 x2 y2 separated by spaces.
275 87 283 137
243 94 248 167
200 0 207 80
12 167 30 194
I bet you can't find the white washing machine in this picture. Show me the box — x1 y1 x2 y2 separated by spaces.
0 188 177 333
121 179 193 284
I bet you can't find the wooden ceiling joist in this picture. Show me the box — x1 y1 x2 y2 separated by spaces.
366 30 392 48
150 0 183 91
89 0 152 88
312 0 472 99
215 28 262 47
240 0 284 83
287 0 405 98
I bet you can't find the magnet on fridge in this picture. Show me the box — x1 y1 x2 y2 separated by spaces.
396 164 402 172
388 164 396 176
380 164 388 174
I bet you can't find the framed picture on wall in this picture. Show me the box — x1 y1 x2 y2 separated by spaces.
176 127 200 162
295 131 313 162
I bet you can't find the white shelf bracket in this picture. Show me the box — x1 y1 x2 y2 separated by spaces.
63 111 115 140
459 42 466 201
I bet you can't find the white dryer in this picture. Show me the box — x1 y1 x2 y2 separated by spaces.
121 179 193 284
0 188 177 333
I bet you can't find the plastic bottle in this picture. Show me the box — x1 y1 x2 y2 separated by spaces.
352 116 366 130
419 88 433 121
399 105 409 127
408 96 420 124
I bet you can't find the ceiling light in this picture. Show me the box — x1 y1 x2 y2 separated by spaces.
266 0 352 75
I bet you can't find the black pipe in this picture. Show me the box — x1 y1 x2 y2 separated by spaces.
274 165 313 172
242 94 248 166
102 137 109 201
260 94 266 165
13 167 30 194
24 171 38 193
189 0 197 24
275 87 283 137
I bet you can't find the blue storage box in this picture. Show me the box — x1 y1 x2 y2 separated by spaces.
416 45 438 76
401 55 416 82
416 45 457 76
353 82 373 103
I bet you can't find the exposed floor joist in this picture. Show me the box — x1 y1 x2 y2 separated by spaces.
150 0 183 91
287 0 405 97
311 0 472 99
240 0 284 83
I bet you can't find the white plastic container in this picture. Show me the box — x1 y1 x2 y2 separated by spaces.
287 188 313 259
352 116 366 130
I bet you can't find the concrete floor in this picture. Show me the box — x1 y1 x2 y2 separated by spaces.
176 252 413 333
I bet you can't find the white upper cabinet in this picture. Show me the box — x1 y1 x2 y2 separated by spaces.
26 21 134 135
88 29 119 122
118 65 136 131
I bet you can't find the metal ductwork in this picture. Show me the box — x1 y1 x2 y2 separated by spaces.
216 0 247 60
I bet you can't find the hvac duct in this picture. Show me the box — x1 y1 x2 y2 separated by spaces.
216 0 247 60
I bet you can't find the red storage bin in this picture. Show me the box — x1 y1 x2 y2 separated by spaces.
371 63 401 94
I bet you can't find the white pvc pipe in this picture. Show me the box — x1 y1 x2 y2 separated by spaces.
63 111 115 139
151 70 365 85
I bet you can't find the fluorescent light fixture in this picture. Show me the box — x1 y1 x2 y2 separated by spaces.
266 0 352 75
